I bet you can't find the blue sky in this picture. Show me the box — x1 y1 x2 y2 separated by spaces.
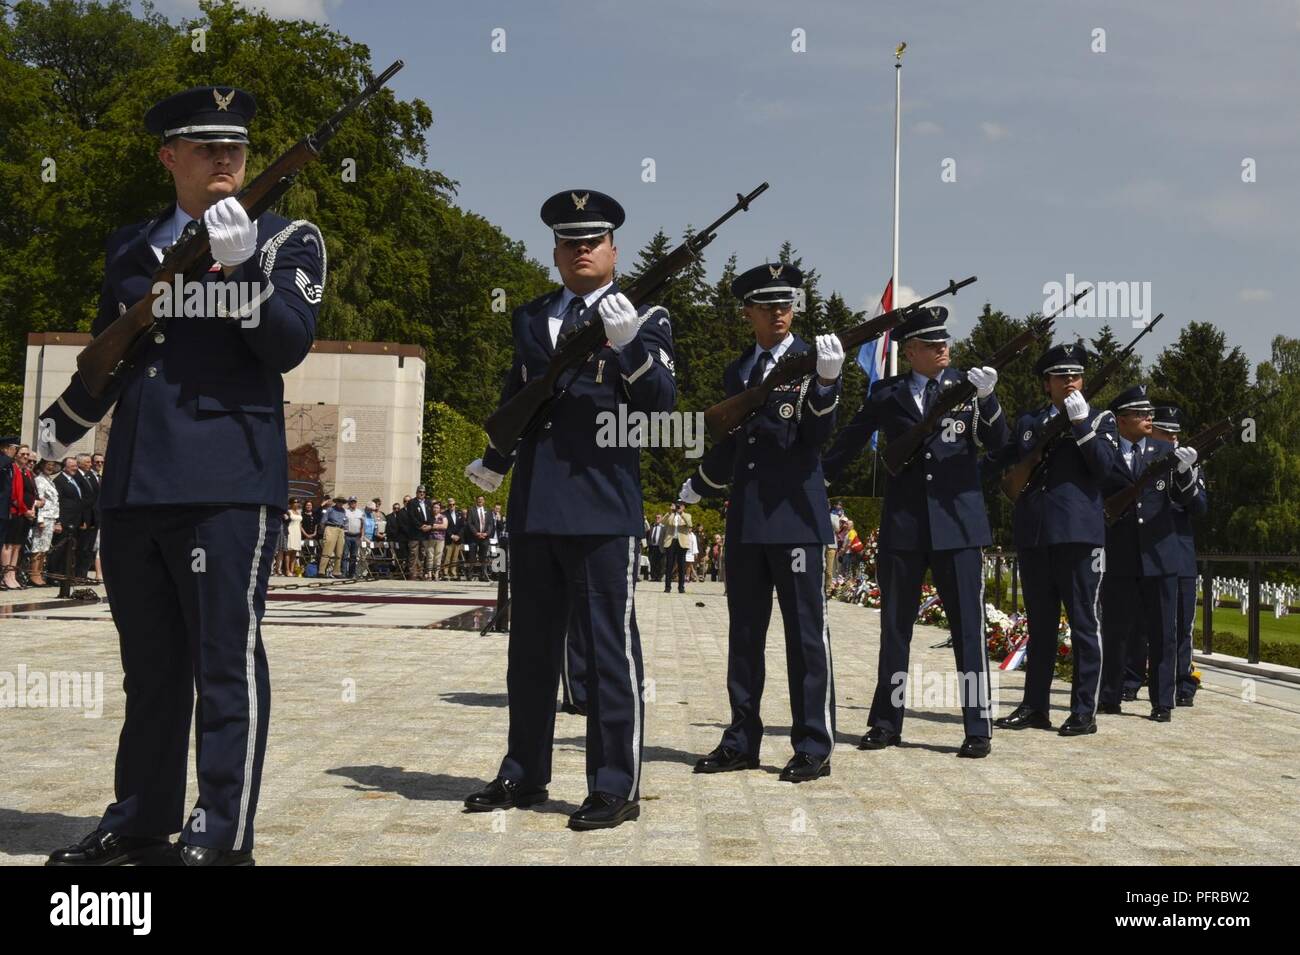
149 0 1300 370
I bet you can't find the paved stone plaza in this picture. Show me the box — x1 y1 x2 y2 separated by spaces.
2 580 1298 865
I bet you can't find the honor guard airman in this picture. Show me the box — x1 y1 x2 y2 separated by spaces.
463 190 676 830
1097 388 1202 720
991 344 1118 737
47 87 325 866
823 306 1008 758
1151 404 1207 706
682 263 842 782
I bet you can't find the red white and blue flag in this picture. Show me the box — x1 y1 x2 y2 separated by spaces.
854 278 893 449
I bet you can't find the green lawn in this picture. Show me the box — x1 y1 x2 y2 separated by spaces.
1199 603 1300 647
984 587 1300 647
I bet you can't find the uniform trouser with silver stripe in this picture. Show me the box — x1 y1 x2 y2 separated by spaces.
98 504 275 850
1175 575 1198 698
1019 543 1103 717
1100 573 1179 710
722 542 835 759
873 546 992 737
500 533 644 799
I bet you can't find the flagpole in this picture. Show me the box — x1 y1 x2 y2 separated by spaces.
889 42 905 377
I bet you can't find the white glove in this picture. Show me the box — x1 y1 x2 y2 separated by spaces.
464 459 504 492
1063 391 1089 423
679 479 701 505
204 196 258 268
597 292 640 350
815 334 845 380
967 366 998 399
1175 446 1198 473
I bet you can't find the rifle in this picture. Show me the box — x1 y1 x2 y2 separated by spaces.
702 275 977 443
1103 401 1265 524
483 182 770 454
38 60 405 448
999 311 1165 503
881 287 1088 475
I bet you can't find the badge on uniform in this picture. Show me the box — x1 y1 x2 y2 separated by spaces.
295 267 323 304
779 403 794 419
659 347 675 375
1156 479 1166 490
954 419 966 434
1023 429 1034 441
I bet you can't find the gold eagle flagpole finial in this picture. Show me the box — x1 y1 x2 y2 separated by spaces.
895 41 907 60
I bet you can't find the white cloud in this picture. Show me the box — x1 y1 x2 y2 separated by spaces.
913 120 943 135
979 121 1008 142
151 0 338 22
1239 288 1274 302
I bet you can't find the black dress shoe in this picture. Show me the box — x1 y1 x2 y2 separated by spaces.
994 706 1052 730
1150 707 1172 722
858 726 902 750
463 777 549 812
694 745 759 773
1058 714 1098 736
957 735 991 758
568 792 640 831
1120 688 1139 702
1176 695 1195 707
559 701 587 716
46 829 171 867
779 752 830 783
1098 702 1123 715
175 843 255 866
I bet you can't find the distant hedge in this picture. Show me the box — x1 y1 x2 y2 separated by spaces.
420 400 511 506
1204 632 1300 669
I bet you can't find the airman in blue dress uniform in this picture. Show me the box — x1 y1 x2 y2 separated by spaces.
1097 388 1202 720
991 343 1118 737
463 190 676 830
47 87 324 867
682 263 842 782
1151 404 1207 706
823 307 1008 758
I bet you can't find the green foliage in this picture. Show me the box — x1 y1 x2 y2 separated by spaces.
420 400 510 506
0 381 22 435
1208 632 1300 667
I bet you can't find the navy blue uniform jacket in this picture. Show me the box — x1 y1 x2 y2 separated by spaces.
91 204 323 511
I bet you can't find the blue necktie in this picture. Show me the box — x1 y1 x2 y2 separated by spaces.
922 378 939 415
559 295 586 342
747 351 773 389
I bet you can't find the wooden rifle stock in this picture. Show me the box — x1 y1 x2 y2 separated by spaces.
483 182 770 454
999 309 1164 503
1102 415 1237 523
702 275 977 443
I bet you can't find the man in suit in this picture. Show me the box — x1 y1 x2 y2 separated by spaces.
463 189 675 830
646 515 665 581
48 456 87 595
387 497 409 574
822 305 1008 758
464 494 496 582
683 262 843 782
72 453 99 581
1150 404 1207 707
990 343 1119 737
46 86 323 867
405 486 435 580
1097 387 1201 721
662 501 692 593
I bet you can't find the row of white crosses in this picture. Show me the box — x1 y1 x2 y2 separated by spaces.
1211 577 1295 619
978 559 1297 620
